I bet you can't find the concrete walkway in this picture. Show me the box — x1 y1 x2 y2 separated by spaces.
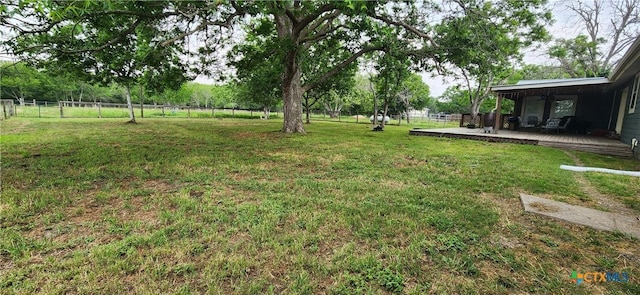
520 193 640 239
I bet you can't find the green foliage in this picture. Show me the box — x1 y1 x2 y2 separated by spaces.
154 83 194 105
3 0 555 132
401 74 431 110
506 64 572 84
210 84 238 109
437 86 513 114
230 19 282 112
1 62 56 103
372 46 413 123
8 1 189 91
0 62 134 103
433 0 552 117
549 35 610 78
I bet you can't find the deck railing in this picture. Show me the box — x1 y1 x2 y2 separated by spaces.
460 113 513 129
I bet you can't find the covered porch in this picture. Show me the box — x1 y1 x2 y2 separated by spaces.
409 127 632 157
490 77 624 136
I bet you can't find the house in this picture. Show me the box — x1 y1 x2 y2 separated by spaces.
608 36 640 153
490 36 640 158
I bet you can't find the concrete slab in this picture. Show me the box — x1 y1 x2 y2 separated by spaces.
520 193 640 239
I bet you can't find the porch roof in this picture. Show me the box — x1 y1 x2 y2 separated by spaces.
491 77 610 92
609 36 640 85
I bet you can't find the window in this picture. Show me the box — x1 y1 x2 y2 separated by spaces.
630 73 640 114
552 95 577 118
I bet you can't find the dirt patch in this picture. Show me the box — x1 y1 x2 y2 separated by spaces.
529 202 559 213
143 179 176 194
393 155 427 168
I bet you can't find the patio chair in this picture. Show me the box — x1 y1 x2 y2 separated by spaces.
557 116 574 133
542 118 561 133
520 116 539 128
542 116 574 133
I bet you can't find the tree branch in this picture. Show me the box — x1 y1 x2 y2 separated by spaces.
369 14 437 47
82 9 183 19
83 18 143 53
293 4 337 38
285 9 300 26
303 46 383 93
159 8 244 47
301 9 342 38
300 24 346 45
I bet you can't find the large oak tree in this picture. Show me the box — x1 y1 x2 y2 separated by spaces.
2 0 550 132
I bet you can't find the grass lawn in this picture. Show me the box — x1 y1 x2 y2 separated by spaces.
1 118 639 294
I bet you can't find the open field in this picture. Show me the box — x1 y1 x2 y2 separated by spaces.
10 104 276 120
10 104 459 129
1 118 639 294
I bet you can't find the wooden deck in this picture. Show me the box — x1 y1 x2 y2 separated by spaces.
409 128 633 157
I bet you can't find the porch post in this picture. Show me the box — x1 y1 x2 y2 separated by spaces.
494 93 503 134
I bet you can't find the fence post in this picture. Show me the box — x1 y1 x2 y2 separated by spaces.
59 101 63 118
232 107 235 118
187 106 191 118
98 102 102 118
2 102 7 119
211 107 214 117
38 104 41 118
162 105 165 117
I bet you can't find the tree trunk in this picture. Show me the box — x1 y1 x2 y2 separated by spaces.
470 99 481 125
303 94 311 124
125 85 136 123
78 84 84 103
370 77 378 126
380 78 390 128
263 106 270 120
381 103 389 128
276 13 305 133
282 74 305 133
139 84 144 118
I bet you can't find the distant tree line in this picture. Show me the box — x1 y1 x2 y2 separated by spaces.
0 61 433 120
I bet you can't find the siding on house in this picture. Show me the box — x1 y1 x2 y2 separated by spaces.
619 72 640 156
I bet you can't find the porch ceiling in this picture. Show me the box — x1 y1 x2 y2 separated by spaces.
498 85 610 99
491 77 611 99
